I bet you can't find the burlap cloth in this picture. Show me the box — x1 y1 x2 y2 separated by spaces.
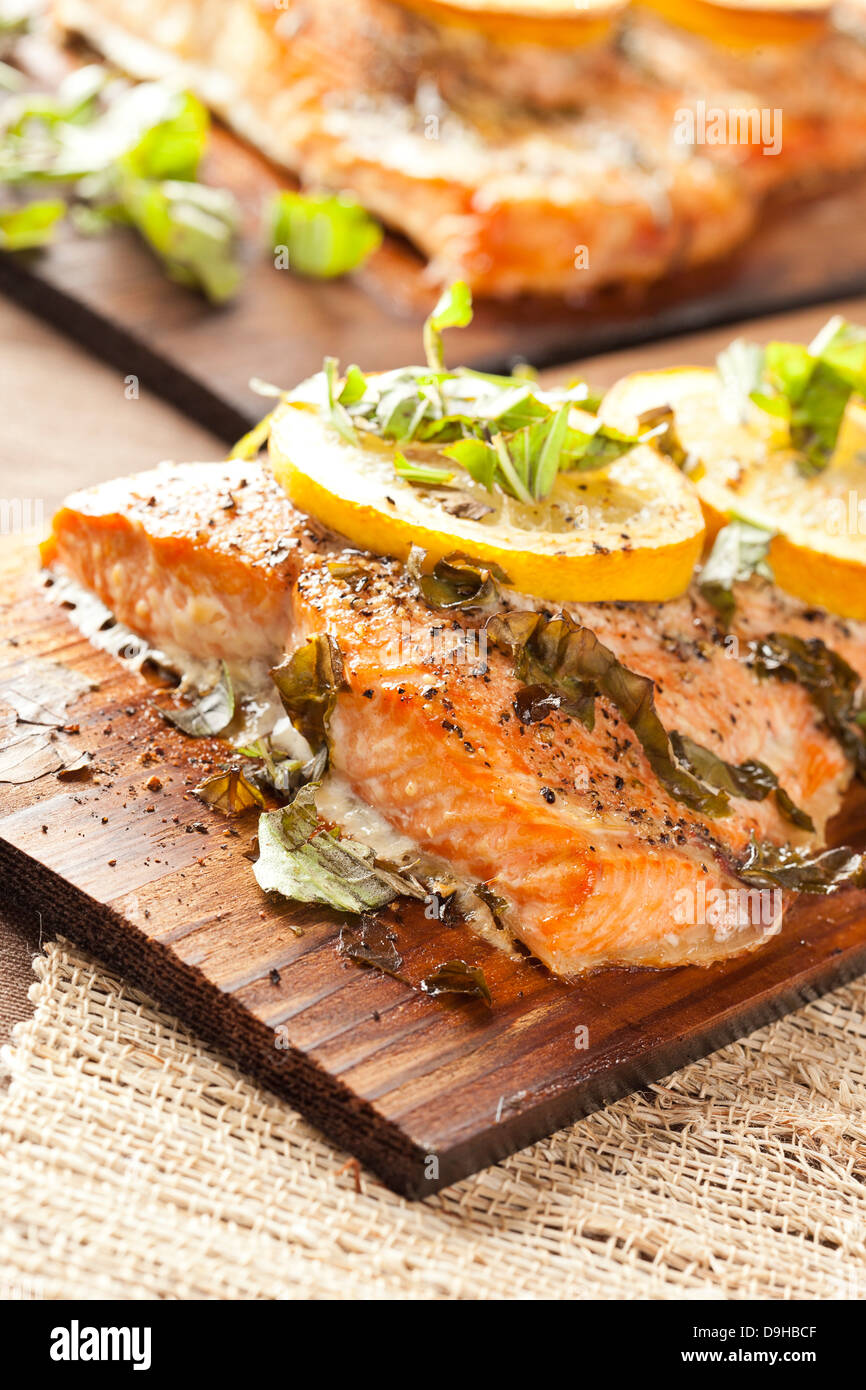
1 937 864 1300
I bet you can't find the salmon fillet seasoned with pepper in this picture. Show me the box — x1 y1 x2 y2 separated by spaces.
41 461 866 974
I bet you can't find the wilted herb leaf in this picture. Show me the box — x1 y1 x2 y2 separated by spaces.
670 731 813 831
488 610 731 817
737 839 866 893
421 959 491 1005
747 633 866 781
270 634 347 752
408 546 508 613
193 766 266 815
162 664 235 737
254 784 426 912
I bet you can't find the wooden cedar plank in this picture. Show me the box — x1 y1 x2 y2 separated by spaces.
2 533 866 1197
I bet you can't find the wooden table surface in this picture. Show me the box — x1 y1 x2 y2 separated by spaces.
2 288 866 1053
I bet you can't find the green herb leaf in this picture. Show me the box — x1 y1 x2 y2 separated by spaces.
423 280 473 370
119 88 209 182
120 176 241 302
420 959 491 1005
266 189 382 278
270 634 348 753
254 784 426 912
323 356 357 444
394 451 455 487
339 364 368 406
162 664 235 737
718 317 866 473
0 197 64 248
699 520 774 622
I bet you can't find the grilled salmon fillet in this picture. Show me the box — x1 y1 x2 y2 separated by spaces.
41 461 866 974
54 0 755 296
623 8 866 194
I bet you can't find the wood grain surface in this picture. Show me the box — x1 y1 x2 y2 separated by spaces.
4 116 866 440
2 532 865 1197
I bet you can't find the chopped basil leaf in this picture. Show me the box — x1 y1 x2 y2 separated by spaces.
193 765 266 814
266 189 382 279
0 72 242 300
423 280 473 371
270 634 347 753
699 520 774 622
394 451 455 487
717 317 866 472
420 959 491 1005
162 664 235 737
254 783 426 913
0 197 65 249
120 177 241 303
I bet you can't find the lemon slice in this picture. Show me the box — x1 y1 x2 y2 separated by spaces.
391 0 627 45
639 0 831 47
268 373 705 604
599 366 866 621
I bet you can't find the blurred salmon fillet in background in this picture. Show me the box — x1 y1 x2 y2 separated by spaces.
52 0 866 295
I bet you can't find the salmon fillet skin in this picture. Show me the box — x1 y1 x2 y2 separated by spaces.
41 461 866 975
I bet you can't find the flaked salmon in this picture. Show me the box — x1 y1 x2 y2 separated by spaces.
41 461 866 974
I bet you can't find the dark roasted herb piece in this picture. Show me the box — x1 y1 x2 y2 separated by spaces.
420 959 491 1005
338 916 404 978
513 685 563 725
270 635 347 752
474 881 509 927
